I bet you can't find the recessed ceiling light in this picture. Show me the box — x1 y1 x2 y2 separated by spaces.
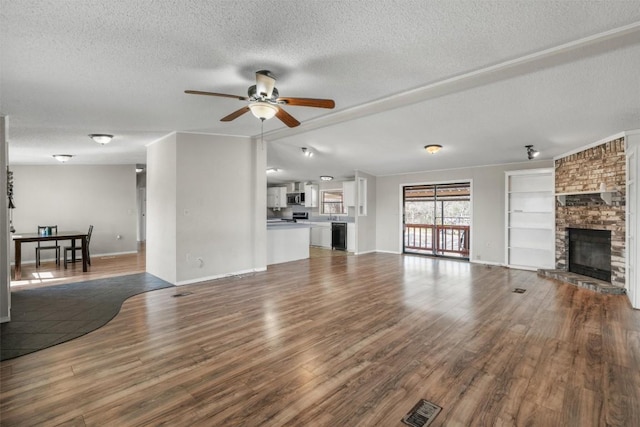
424 144 442 154
302 147 314 157
320 175 333 181
266 168 280 174
89 134 114 145
52 154 73 163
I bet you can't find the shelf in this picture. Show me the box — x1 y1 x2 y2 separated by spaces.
508 190 553 194
506 169 555 270
508 210 553 214
508 226 553 231
555 190 615 206
509 245 554 252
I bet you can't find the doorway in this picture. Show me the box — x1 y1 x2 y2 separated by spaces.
403 182 471 258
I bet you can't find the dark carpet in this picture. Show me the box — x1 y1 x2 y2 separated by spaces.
0 273 174 361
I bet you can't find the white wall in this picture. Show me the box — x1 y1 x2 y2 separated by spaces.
1 116 10 322
355 170 376 254
147 132 266 285
375 160 552 263
146 133 177 283
9 164 138 264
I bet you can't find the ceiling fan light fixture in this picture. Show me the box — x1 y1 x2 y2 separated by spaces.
320 175 333 181
255 70 276 98
249 102 278 120
89 134 113 145
53 154 73 163
525 145 539 160
424 144 443 154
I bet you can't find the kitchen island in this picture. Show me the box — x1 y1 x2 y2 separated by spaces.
266 222 311 265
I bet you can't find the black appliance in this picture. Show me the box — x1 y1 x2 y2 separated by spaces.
286 192 305 205
331 222 347 251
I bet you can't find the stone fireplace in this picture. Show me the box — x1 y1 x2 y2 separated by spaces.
539 137 626 294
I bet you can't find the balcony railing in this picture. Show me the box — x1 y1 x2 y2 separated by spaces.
404 224 470 256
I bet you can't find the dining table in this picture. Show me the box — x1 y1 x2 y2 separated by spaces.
12 230 89 280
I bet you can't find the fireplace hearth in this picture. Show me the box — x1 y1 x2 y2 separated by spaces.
568 228 611 282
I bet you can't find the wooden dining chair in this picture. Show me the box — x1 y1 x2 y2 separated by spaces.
36 225 60 267
64 225 93 269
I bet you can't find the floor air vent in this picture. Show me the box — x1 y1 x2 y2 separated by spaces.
513 288 526 293
402 399 442 427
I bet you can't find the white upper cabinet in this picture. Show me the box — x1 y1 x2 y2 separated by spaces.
305 184 318 207
267 187 287 209
343 181 355 207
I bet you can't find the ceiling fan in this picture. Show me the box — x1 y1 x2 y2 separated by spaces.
185 70 335 128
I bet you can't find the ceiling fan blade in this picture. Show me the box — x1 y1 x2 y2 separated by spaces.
221 106 251 122
255 70 276 98
277 97 335 109
185 90 248 101
275 108 301 128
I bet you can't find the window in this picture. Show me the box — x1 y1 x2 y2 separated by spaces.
320 190 347 215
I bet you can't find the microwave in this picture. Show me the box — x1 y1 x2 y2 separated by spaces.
286 192 305 205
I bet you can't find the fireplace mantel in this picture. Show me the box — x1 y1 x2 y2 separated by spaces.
555 189 616 206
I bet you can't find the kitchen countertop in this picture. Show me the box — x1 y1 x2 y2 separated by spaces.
266 222 313 230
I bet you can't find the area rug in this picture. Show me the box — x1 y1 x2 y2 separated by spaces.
0 273 174 361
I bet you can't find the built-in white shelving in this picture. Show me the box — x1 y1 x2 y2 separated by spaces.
505 168 555 270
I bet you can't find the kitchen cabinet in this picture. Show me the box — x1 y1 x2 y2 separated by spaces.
267 186 287 209
305 184 318 208
347 223 356 252
505 168 554 270
310 222 331 248
343 181 355 207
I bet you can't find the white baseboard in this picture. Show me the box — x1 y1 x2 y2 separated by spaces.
94 251 138 258
176 267 267 286
375 250 403 255
470 259 505 267
354 250 377 255
10 250 139 266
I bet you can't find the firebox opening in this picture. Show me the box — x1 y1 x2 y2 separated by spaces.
568 228 611 282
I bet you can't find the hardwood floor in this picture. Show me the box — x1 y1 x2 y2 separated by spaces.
9 243 146 290
1 253 639 426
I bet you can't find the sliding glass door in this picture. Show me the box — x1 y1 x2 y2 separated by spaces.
403 182 471 258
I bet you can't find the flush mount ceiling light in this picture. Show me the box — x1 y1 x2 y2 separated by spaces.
89 134 113 145
53 154 73 163
249 102 278 121
266 167 280 174
320 175 333 181
301 147 314 157
525 145 540 160
424 144 443 154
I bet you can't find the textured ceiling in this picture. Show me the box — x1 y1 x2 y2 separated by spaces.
2 1 640 183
